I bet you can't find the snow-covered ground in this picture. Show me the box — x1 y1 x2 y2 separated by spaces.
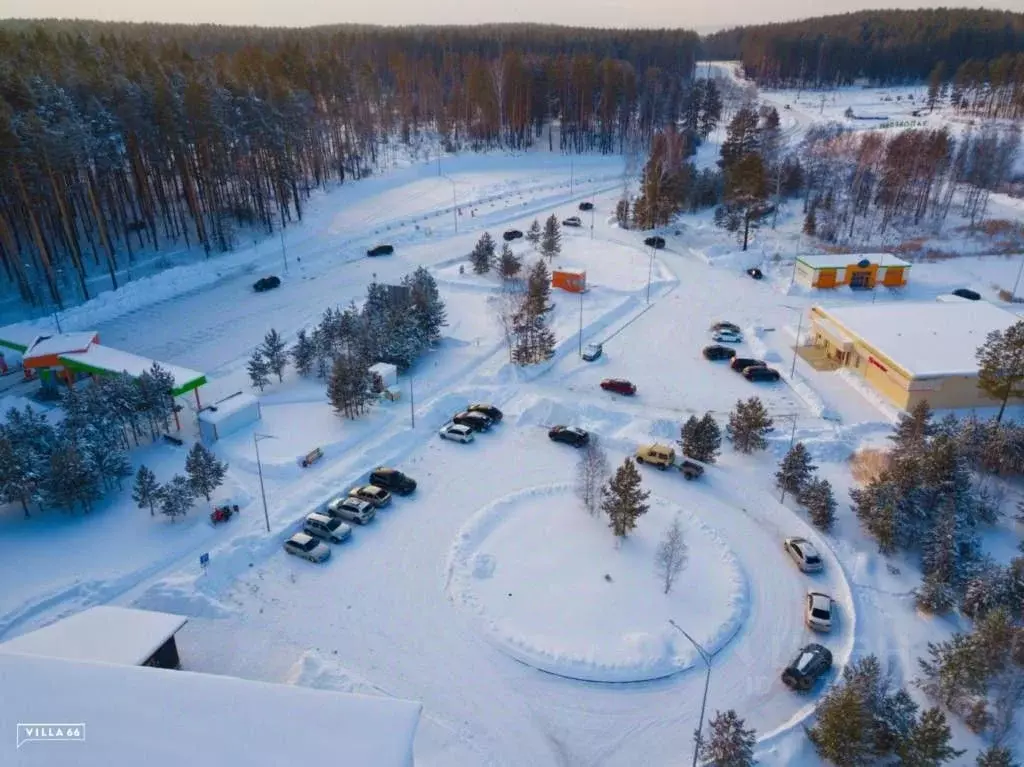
3 75 1023 766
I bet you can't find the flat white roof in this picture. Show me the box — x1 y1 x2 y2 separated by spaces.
0 652 421 767
818 301 1021 378
0 606 187 666
0 324 42 351
198 393 260 426
554 267 586 275
25 332 98 359
798 253 910 270
61 344 205 390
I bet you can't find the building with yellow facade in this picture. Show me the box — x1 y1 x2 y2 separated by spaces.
795 254 910 290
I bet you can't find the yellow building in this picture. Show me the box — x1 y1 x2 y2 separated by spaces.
809 301 1023 411
795 254 910 290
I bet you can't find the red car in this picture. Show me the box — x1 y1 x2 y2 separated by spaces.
600 378 636 396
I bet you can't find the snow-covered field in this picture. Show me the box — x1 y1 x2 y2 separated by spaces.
2 73 1023 766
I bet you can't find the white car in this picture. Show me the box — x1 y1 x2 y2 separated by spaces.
283 532 331 563
712 329 743 343
582 342 603 362
805 592 835 632
303 513 352 544
439 422 474 443
326 496 375 525
784 537 824 573
348 484 392 508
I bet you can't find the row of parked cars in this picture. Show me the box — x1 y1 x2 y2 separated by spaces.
780 535 836 692
283 467 418 562
702 322 782 382
438 404 504 444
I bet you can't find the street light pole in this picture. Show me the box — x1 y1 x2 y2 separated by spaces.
280 226 289 274
578 289 584 358
590 206 595 240
669 619 712 767
790 309 804 379
1012 256 1024 302
646 246 656 304
409 373 415 429
253 433 274 533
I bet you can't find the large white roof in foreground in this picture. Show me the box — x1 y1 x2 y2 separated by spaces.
819 301 1021 378
0 652 421 767
0 606 186 666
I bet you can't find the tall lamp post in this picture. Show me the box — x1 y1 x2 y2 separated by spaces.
669 619 712 767
443 176 458 234
646 244 656 305
253 433 276 533
578 289 584 358
781 304 805 379
775 413 800 503
1011 256 1024 302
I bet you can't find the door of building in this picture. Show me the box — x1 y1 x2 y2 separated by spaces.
849 270 872 289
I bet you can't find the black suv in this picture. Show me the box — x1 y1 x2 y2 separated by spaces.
368 467 417 496
744 366 781 382
467 404 503 422
730 357 764 373
703 345 736 361
952 288 981 301
367 244 394 257
548 425 589 447
747 267 764 280
453 411 492 431
644 236 666 249
578 201 594 211
781 643 833 691
503 230 523 241
253 276 281 292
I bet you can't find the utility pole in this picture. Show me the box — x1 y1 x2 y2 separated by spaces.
646 246 656 304
253 434 275 533
1012 256 1024 301
578 290 584 358
280 226 289 274
777 414 800 504
669 620 712 767
590 206 595 240
409 373 415 428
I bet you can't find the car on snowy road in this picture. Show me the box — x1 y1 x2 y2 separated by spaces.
635 443 675 469
582 342 603 361
805 592 835 632
366 244 394 257
348 485 392 508
744 366 781 382
952 288 981 301
746 267 764 280
283 532 331 563
439 422 475 443
303 513 352 544
730 357 765 373
781 643 832 691
453 411 493 432
578 201 595 211
548 425 590 448
712 328 743 343
600 378 636 396
325 496 375 525
783 537 823 573
503 229 523 241
644 236 666 249
702 344 736 361
369 467 417 496
467 404 503 422
562 216 583 227
253 275 281 292
711 321 741 334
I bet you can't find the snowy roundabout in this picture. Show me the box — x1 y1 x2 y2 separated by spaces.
445 484 750 683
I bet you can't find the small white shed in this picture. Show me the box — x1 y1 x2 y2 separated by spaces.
368 362 398 393
198 393 261 443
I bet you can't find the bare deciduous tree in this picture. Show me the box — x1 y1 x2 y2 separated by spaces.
490 278 525 362
655 514 687 593
575 435 609 516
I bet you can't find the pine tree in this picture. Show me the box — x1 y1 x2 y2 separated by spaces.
698 80 723 139
45 444 98 513
799 476 837 531
927 62 946 114
601 458 650 540
896 707 963 766
540 214 561 260
976 746 1018 767
133 465 161 516
803 208 817 236
726 397 773 454
698 709 756 767
247 349 270 392
525 259 552 317
327 355 372 419
498 243 522 279
406 266 447 345
261 328 288 382
976 320 1024 423
717 152 769 251
680 416 701 459
159 474 195 522
776 442 817 498
526 218 541 245
185 442 227 502
615 198 630 229
654 514 687 594
890 400 935 461
470 232 496 274
696 413 722 464
0 435 36 517
291 329 316 377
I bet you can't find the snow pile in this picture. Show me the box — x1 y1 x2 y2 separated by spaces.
446 484 748 683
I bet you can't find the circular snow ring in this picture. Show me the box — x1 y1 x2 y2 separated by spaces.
445 484 749 683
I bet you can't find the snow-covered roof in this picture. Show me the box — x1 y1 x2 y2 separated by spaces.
0 652 421 767
198 393 260 426
0 324 41 352
817 301 1021 378
554 267 586 276
797 253 910 270
0 606 186 666
24 331 98 359
60 344 205 395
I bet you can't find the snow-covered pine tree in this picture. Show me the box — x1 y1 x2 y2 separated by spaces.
726 397 773 454
697 709 756 767
44 444 98 513
406 266 447 345
142 363 177 437
132 465 161 516
291 329 316 377
310 326 331 379
526 218 541 245
575 435 609 517
185 442 228 501
890 400 936 462
802 208 817 237
975 746 1018 767
327 355 372 419
540 214 561 260
895 707 963 766
615 198 630 229
799 476 837 531
694 412 722 463
601 457 650 540
0 433 36 517
470 232 495 274
498 244 521 279
776 442 817 498
525 259 552 318
654 514 687 594
262 328 288 382
159 474 195 522
976 320 1024 423
680 415 701 459
247 349 270 392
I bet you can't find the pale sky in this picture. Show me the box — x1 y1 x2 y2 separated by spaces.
0 0 1020 32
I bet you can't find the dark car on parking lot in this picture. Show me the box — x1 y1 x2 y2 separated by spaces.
368 467 417 496
503 230 523 241
703 345 737 361
952 288 981 301
548 425 590 447
366 244 394 257
744 366 781 382
730 357 765 373
253 275 281 292
747 267 764 280
644 236 666 249
453 411 493 431
578 201 594 211
781 643 833 692
600 378 636 396
467 404 503 422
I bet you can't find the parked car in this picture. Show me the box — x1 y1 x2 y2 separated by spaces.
744 366 781 382
439 422 475 443
253 275 281 292
747 267 764 280
467 404 503 422
453 411 492 432
712 329 743 343
579 201 595 211
952 288 981 301
781 643 833 691
348 484 392 508
369 467 417 495
784 537 824 573
730 357 765 373
503 229 523 241
325 496 375 525
703 344 736 361
303 513 352 544
582 342 603 361
283 532 331 563
644 236 666 249
600 378 636 396
548 425 590 448
679 460 705 480
805 592 835 632
366 244 394 257
635 443 675 469
711 321 742 334
562 216 583 227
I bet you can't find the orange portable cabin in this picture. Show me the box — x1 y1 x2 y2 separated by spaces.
795 254 910 290
551 268 587 293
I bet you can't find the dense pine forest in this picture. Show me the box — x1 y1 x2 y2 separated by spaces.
702 9 1024 87
0 21 698 310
